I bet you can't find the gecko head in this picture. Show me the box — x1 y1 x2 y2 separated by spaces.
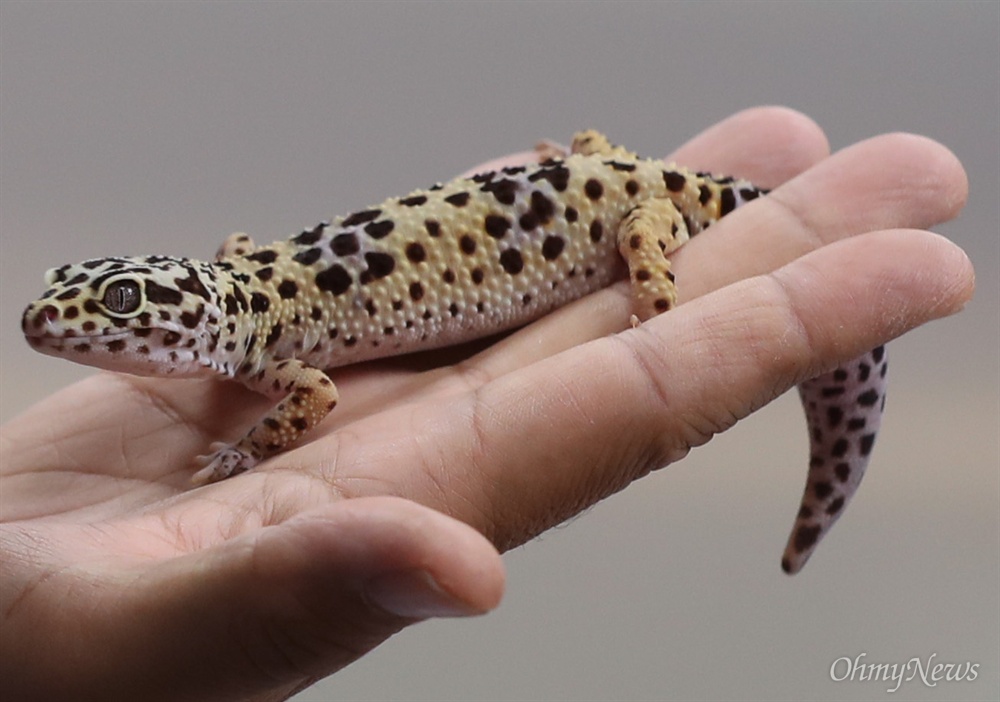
22 255 228 377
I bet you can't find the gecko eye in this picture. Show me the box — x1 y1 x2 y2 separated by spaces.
102 279 142 315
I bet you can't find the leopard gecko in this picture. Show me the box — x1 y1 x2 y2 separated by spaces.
21 130 887 574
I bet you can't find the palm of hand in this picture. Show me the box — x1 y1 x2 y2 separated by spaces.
0 109 973 702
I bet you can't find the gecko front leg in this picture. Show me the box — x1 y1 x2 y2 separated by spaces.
192 358 339 484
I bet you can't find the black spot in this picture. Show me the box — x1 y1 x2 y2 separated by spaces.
145 281 183 306
606 160 636 172
444 192 470 207
342 209 381 227
471 268 484 284
589 220 603 243
480 178 518 205
565 206 578 223
871 345 885 363
265 323 283 347
846 417 866 431
311 306 322 321
833 463 851 483
542 236 565 261
293 247 323 265
626 180 639 196
826 497 845 516
231 285 248 312
857 389 880 407
859 433 876 456
821 386 846 398
255 267 273 281
530 190 555 224
106 339 126 353
63 306 79 319
364 252 395 280
399 195 427 207
833 368 849 382
484 214 511 239
56 288 80 301
442 269 455 284
250 293 270 313
663 170 687 192
519 211 539 231
793 525 822 553
364 220 395 239
174 268 212 302
499 249 524 275
245 249 278 265
290 417 308 432
460 235 476 255
814 481 833 499
405 242 427 263
278 280 298 299
330 233 360 256
365 299 377 316
584 179 603 200
698 185 712 205
826 406 844 427
858 363 871 381
831 438 849 458
720 188 737 216
409 281 424 301
162 331 182 346
425 220 441 237
179 305 205 329
527 164 570 191
448 302 459 317
316 264 352 295
798 505 813 519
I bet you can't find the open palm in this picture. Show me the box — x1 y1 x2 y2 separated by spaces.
0 108 973 702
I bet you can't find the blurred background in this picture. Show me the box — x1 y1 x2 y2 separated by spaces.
1 3 996 700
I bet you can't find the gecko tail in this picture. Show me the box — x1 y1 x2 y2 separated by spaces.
781 346 888 574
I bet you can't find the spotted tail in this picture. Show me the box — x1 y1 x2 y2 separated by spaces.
781 345 888 573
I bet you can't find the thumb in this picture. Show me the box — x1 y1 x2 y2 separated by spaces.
114 497 503 702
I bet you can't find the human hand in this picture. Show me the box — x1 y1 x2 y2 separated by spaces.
0 107 973 702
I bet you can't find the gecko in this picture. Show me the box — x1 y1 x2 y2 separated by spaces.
21 130 887 574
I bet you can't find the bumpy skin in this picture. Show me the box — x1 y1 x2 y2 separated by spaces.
21 131 887 574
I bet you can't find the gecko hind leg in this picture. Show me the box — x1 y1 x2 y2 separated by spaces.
616 197 692 323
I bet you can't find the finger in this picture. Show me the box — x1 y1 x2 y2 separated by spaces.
672 131 969 302
19 498 503 701
329 229 973 549
393 130 967 416
666 105 831 186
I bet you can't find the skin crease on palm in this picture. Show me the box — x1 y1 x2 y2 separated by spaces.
0 108 975 702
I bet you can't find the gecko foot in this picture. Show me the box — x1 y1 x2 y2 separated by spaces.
192 442 258 485
534 139 568 162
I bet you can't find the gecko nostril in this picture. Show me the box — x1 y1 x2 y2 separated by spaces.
34 304 60 328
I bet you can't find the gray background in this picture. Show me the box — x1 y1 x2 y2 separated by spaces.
1 2 997 701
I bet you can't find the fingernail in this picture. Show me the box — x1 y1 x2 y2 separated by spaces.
364 569 479 619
